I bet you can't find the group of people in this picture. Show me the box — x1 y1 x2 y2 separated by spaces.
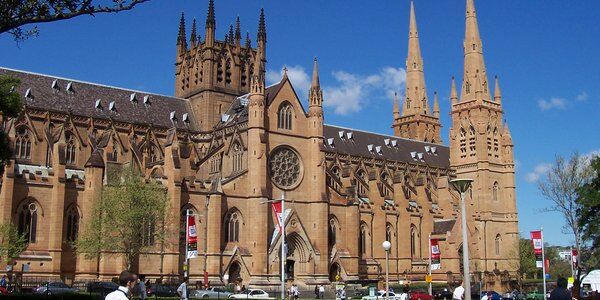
313 284 326 298
105 270 189 300
449 277 577 300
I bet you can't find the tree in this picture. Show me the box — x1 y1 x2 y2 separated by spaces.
75 166 170 271
0 75 23 167
0 223 28 266
509 238 538 289
545 246 574 280
1 0 150 41
577 155 600 268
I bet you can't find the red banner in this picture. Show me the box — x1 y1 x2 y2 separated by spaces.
430 239 441 270
187 214 198 259
530 231 543 268
572 249 579 269
271 201 283 232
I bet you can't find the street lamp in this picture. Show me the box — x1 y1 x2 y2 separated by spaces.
382 240 391 300
450 178 474 300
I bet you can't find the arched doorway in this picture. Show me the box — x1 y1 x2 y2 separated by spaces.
329 263 341 282
285 232 311 280
229 261 242 285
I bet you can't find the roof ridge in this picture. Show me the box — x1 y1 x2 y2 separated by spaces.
0 67 187 102
324 123 447 147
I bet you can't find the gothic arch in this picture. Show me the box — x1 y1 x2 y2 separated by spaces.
15 197 43 244
277 101 294 130
328 215 341 248
224 208 244 244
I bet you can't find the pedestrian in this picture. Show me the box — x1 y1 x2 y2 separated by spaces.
177 277 189 300
241 285 246 292
549 277 571 300
315 285 319 298
138 275 147 300
319 284 325 299
0 275 6 288
105 270 137 300
293 284 300 300
340 288 347 300
400 286 409 300
453 281 465 300
482 291 492 300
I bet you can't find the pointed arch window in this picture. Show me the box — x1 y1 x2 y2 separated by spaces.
217 60 224 83
410 224 419 258
493 127 499 157
495 234 502 256
277 102 294 130
468 125 476 156
225 59 232 85
359 223 368 257
15 126 32 160
225 211 241 243
385 224 393 250
65 205 79 242
232 143 243 173
17 199 38 243
493 182 499 202
459 127 467 158
109 140 119 162
328 217 337 248
65 132 77 165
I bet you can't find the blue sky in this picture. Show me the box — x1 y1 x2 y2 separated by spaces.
1 0 599 246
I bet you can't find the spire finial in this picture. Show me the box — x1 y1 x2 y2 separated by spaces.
494 75 502 102
404 0 428 116
228 24 235 44
433 91 440 118
258 8 267 44
206 0 215 27
311 58 320 89
282 66 288 80
190 18 197 46
451 76 458 104
245 32 251 48
235 16 242 43
177 12 187 47
393 92 400 120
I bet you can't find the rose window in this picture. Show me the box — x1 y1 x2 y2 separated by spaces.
269 147 302 189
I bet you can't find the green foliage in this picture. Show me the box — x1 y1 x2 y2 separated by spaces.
0 223 28 264
1 0 150 41
516 238 538 279
74 166 170 270
577 155 600 269
545 246 573 279
0 75 23 166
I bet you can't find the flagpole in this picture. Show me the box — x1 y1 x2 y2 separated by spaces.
281 192 286 300
570 247 574 279
428 233 432 296
185 209 190 278
541 227 547 299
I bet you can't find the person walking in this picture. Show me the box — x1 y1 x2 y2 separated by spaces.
340 288 347 300
549 277 572 300
314 285 319 299
453 281 465 300
292 284 300 300
138 275 147 300
177 277 189 300
400 286 409 300
105 270 137 300
319 284 325 299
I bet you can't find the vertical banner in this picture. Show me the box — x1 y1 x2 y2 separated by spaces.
572 249 579 270
187 214 198 259
530 231 543 268
430 239 441 270
271 201 283 232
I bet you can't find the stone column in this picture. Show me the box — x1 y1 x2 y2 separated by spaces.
48 143 66 274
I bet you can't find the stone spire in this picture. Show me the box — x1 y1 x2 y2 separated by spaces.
228 24 235 44
462 0 490 102
258 8 267 44
450 76 458 105
245 32 251 48
235 16 242 43
189 18 197 47
403 1 429 116
206 0 215 28
433 91 440 118
309 58 323 108
177 12 187 48
494 75 502 103
393 92 400 120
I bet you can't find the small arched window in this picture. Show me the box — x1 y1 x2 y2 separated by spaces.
493 182 499 202
65 132 77 165
385 224 393 248
65 205 79 242
17 199 38 243
359 223 368 256
225 211 240 243
15 126 32 159
495 234 502 256
410 224 418 258
109 141 119 162
403 176 413 199
328 217 337 248
277 102 294 130
232 143 243 173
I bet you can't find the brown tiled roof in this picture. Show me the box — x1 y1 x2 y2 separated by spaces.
433 219 456 235
1 68 196 130
323 125 450 168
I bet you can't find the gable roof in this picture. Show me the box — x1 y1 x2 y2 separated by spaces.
1 67 196 131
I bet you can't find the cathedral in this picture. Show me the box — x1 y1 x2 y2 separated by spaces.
0 0 519 290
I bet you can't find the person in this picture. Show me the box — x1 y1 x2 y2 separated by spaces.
319 284 325 299
549 277 571 300
315 285 319 298
400 286 409 300
293 284 300 300
453 281 465 300
340 288 347 300
241 285 246 292
0 275 6 288
482 291 492 300
177 277 189 300
105 270 137 300
138 275 147 300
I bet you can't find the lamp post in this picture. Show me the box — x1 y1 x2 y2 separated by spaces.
450 178 474 300
261 193 286 300
382 241 391 300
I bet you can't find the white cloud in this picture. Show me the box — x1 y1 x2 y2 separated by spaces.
267 65 406 116
526 163 552 183
576 91 589 102
538 98 567 111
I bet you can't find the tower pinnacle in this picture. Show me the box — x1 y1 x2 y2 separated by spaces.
393 92 400 120
403 0 428 116
462 0 490 102
177 12 187 47
206 0 215 28
235 16 242 44
451 76 458 105
309 58 323 109
190 18 197 46
433 92 440 118
494 75 502 103
311 58 320 89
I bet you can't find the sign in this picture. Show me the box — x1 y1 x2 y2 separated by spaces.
425 275 432 283
430 239 441 270
186 214 198 259
530 231 543 268
572 249 579 269
271 201 283 232
568 277 575 284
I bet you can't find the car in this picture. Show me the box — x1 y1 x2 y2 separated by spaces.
147 283 178 297
361 290 400 300
86 281 119 295
481 291 502 300
191 287 232 298
411 290 433 300
502 291 525 300
229 289 271 299
34 282 79 295
433 289 453 300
